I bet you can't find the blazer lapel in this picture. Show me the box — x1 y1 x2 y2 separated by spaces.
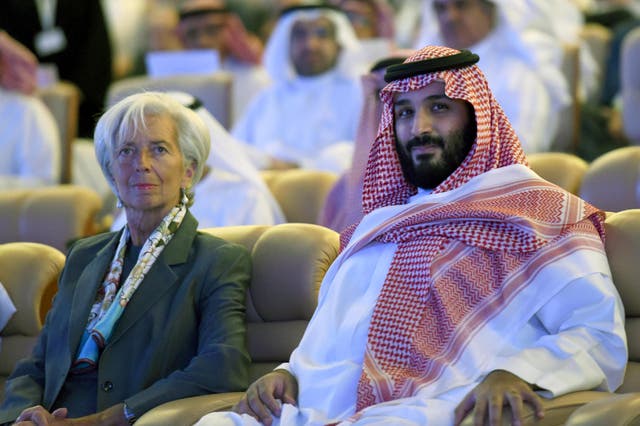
44 233 120 408
106 213 198 346
66 234 121 358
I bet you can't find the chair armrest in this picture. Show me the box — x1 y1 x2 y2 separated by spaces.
565 392 640 425
135 390 613 426
134 392 244 426
460 391 611 426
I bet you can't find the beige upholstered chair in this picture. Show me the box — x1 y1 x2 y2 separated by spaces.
106 73 233 129
0 185 103 252
551 44 581 152
527 152 589 195
37 81 81 184
622 26 640 144
580 23 613 103
135 223 340 426
260 169 339 224
560 209 640 425
579 146 640 212
0 242 65 401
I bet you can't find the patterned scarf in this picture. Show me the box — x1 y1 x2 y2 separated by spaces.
348 46 605 410
72 200 187 372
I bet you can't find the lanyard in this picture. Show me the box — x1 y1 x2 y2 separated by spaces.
35 0 58 31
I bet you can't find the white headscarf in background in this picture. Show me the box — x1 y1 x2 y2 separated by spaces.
264 5 365 83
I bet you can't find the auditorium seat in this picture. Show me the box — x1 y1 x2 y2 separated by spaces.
527 152 588 195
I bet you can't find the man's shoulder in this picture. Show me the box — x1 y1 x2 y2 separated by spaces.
0 88 50 116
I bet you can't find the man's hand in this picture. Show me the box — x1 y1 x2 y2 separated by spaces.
222 14 263 65
453 370 544 426
0 30 38 95
232 369 298 426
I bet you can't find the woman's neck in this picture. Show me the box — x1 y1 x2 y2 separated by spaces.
124 208 167 246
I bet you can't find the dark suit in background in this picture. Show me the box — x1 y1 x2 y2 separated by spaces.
0 212 251 422
0 0 113 137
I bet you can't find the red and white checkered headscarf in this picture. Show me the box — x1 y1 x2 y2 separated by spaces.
362 45 527 214
350 46 604 411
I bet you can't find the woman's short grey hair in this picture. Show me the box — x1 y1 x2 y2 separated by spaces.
94 91 211 205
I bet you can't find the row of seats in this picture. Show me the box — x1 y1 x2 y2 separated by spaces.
1 209 640 425
0 146 637 254
528 147 640 212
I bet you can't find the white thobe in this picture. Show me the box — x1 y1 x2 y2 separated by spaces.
0 88 60 188
221 58 271 129
195 165 627 426
231 71 362 173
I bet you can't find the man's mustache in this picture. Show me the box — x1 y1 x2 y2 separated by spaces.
406 134 444 150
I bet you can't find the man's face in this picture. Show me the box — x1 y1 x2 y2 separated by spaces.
393 80 476 189
338 0 378 39
289 16 341 77
178 12 228 54
432 0 495 49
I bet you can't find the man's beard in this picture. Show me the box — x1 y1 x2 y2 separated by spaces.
396 125 476 190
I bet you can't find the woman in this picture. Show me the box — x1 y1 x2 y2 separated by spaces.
109 91 285 230
0 92 252 425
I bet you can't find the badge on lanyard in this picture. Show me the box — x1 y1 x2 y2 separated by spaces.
34 27 67 56
34 0 65 56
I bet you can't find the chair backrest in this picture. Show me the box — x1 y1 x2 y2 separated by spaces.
0 185 103 252
0 242 65 400
604 209 640 393
580 22 613 103
37 81 81 184
622 26 640 144
260 169 339 224
551 44 581 152
528 152 589 195
201 223 340 382
579 146 640 212
106 73 234 129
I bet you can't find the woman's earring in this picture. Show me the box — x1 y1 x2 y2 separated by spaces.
116 198 123 208
181 188 189 205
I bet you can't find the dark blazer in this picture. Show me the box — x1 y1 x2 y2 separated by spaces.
0 212 251 422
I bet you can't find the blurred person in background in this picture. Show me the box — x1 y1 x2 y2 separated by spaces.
0 0 113 138
330 0 397 67
414 0 570 154
232 3 364 173
176 0 271 126
0 31 60 189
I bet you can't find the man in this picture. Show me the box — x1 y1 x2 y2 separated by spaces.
177 0 271 127
0 31 60 188
330 0 397 69
196 46 627 425
415 0 570 154
231 4 364 172
0 0 112 138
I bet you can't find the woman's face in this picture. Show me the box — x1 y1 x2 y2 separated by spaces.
111 114 194 218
